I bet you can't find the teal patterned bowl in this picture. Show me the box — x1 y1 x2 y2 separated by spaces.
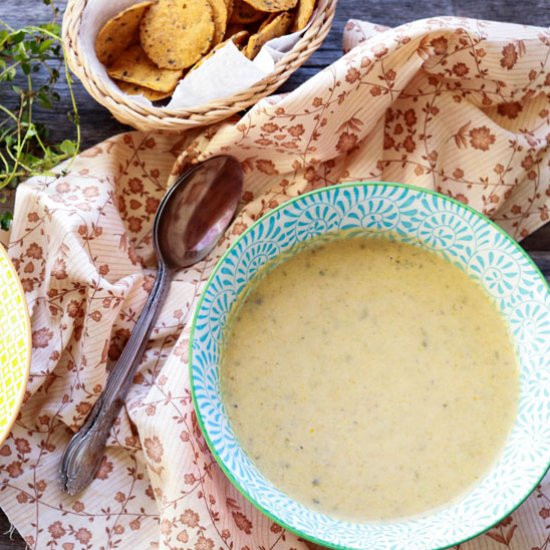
189 182 550 550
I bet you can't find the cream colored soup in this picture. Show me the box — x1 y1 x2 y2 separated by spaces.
220 235 519 521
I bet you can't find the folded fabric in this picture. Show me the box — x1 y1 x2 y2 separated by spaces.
1 16 549 550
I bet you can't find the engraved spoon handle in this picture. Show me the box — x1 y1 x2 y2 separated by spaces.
60 264 172 495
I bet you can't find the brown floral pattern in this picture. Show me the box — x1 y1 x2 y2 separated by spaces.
0 15 549 550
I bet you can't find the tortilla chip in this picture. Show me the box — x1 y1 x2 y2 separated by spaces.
230 0 265 23
191 30 249 71
107 44 182 93
242 0 298 12
292 0 316 31
208 0 229 45
245 11 292 59
95 1 153 66
114 79 173 101
140 0 215 69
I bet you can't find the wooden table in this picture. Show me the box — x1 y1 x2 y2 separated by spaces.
0 0 548 548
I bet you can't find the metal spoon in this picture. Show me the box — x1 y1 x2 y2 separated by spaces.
60 155 243 495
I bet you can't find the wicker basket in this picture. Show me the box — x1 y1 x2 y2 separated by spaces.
62 0 336 131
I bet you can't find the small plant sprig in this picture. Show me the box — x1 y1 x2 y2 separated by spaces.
0 0 80 230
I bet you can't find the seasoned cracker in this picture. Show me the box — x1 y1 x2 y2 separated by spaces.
208 0 229 45
292 0 316 31
245 11 292 59
140 0 214 69
114 79 173 101
242 0 298 12
107 44 182 93
191 30 249 71
230 0 265 23
259 12 277 31
228 29 250 47
95 1 153 66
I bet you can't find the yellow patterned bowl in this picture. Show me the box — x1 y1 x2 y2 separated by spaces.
0 245 31 445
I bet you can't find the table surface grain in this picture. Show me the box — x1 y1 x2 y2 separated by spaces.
0 1 549 548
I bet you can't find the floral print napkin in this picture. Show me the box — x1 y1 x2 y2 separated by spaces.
1 16 549 550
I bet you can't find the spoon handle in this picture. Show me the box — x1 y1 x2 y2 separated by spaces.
60 264 172 495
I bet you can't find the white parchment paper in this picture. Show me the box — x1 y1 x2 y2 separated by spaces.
80 0 309 109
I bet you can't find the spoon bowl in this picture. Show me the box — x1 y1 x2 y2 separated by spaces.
154 156 243 269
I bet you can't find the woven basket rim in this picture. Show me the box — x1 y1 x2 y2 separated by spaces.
62 0 336 129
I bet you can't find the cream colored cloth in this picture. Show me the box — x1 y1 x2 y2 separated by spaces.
2 16 549 550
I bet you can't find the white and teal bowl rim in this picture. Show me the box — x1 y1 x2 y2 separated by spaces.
189 182 550 550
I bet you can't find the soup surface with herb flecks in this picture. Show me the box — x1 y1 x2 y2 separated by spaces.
220 235 519 521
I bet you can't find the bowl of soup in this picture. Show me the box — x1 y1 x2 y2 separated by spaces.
189 182 550 550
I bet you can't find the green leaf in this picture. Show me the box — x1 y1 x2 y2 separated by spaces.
23 124 37 138
39 39 54 53
2 66 16 81
40 22 61 37
58 139 76 156
20 152 40 166
10 30 26 45
0 212 13 232
0 212 13 231
38 90 53 109
28 40 40 55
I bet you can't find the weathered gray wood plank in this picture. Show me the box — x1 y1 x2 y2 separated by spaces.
0 1 548 548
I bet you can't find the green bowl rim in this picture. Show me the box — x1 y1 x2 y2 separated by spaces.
188 181 550 550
